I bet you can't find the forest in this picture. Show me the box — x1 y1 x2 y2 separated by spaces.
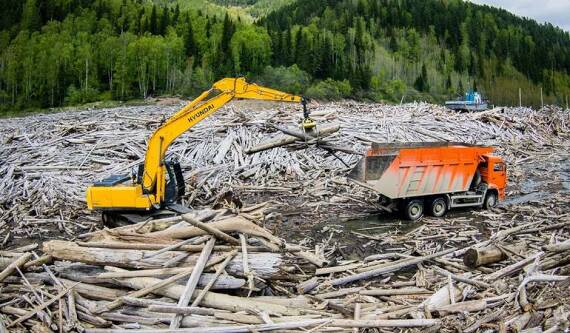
0 0 569 112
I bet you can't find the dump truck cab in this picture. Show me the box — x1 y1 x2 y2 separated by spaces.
478 155 507 200
479 154 507 201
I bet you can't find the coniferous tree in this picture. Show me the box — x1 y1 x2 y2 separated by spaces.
149 5 158 35
159 8 170 35
215 14 235 77
284 28 293 65
21 0 41 32
172 5 180 25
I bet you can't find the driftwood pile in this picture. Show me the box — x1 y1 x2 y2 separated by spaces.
0 101 568 245
0 199 569 332
0 101 569 331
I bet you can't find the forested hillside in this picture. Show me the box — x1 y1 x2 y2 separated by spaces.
1 0 569 112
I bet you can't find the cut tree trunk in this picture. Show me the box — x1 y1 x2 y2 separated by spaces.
43 240 289 280
151 217 282 245
109 275 301 316
463 244 525 268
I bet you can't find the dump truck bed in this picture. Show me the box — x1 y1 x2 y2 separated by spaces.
349 142 494 199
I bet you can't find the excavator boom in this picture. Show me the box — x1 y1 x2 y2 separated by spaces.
86 78 309 212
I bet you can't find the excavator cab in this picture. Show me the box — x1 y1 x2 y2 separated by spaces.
163 160 185 204
134 160 185 204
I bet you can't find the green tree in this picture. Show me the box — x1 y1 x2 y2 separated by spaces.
414 64 429 92
231 26 271 75
21 0 41 32
159 7 170 36
149 5 158 35
184 17 197 58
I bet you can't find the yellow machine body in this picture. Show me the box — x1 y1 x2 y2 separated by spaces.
86 78 307 212
87 184 157 210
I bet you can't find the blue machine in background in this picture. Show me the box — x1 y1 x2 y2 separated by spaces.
445 90 489 111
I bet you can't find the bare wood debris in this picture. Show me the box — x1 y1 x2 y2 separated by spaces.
0 100 569 331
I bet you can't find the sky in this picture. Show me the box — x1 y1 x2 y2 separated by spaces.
468 0 570 32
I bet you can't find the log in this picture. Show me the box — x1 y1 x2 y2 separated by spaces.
97 269 244 290
543 240 570 253
82 318 440 333
148 305 220 316
297 277 319 294
22 255 52 269
462 309 505 333
43 240 287 279
191 250 238 307
77 241 267 252
8 282 79 327
94 267 196 313
310 247 457 292
359 288 432 296
353 303 361 333
84 319 329 333
238 234 255 296
330 319 440 328
143 238 203 258
508 312 532 332
0 252 32 282
151 217 282 245
315 262 364 275
108 275 300 315
463 245 506 268
423 285 463 311
485 252 543 282
245 125 340 154
181 216 239 245
170 237 216 328
431 266 491 289
294 250 329 268
432 299 487 315
316 287 363 299
463 245 524 268
57 277 126 301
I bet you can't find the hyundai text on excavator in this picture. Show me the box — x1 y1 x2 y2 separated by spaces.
86 78 315 224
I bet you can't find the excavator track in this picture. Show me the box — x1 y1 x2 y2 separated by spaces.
101 204 191 228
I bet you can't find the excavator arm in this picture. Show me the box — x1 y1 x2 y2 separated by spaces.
87 78 312 211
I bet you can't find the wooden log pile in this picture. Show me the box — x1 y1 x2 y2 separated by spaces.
1 199 569 332
0 101 568 245
0 100 569 331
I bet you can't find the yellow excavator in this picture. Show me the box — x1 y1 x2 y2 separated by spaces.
86 78 315 223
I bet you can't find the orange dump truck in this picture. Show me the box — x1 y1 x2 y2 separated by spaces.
349 142 507 220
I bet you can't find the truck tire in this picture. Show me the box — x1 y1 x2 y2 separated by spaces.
404 199 424 221
429 197 448 217
484 191 498 210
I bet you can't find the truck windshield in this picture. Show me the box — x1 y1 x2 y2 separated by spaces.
493 163 504 171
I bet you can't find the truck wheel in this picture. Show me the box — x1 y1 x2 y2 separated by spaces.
484 191 498 210
404 199 424 221
429 197 448 217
